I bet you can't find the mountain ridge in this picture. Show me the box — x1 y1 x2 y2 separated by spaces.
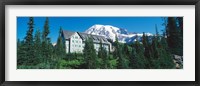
84 24 153 43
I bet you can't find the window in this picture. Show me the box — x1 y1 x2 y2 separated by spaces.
72 40 74 43
76 41 78 43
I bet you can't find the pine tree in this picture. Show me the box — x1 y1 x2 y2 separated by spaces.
83 37 97 69
25 17 34 46
157 36 175 69
129 47 136 68
34 29 41 47
41 17 52 65
133 40 146 69
121 44 130 68
55 27 66 59
33 28 42 64
23 17 35 65
42 17 50 41
177 17 183 35
142 32 152 68
150 36 161 68
117 44 125 69
113 35 121 68
113 35 119 59
150 27 175 69
113 35 129 69
17 39 23 65
166 17 182 55
17 39 21 48
176 17 183 56
143 32 150 58
98 40 109 68
166 17 176 49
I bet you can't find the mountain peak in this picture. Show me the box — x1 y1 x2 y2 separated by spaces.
85 24 153 43
88 24 122 32
85 24 127 42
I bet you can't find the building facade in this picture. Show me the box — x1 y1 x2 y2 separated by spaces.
62 30 112 53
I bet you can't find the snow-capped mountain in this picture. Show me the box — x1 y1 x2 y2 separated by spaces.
52 43 57 46
84 24 153 43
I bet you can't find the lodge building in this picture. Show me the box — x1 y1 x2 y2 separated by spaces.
62 30 112 53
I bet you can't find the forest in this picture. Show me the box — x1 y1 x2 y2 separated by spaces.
17 17 183 69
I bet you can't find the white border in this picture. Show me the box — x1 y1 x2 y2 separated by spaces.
5 5 195 81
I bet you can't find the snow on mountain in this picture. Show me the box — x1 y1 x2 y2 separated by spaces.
84 24 153 43
52 43 57 46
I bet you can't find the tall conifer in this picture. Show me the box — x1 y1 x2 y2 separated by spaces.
23 17 35 65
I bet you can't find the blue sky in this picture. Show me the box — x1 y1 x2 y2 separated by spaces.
17 17 165 43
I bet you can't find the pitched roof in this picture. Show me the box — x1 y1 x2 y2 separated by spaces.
62 30 110 44
62 30 75 39
77 32 90 40
78 32 109 43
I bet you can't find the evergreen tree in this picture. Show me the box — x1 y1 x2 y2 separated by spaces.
33 29 42 64
42 17 50 41
83 37 97 69
55 27 66 59
176 17 183 56
113 35 119 59
142 32 152 68
157 37 175 69
150 36 161 68
17 39 23 65
113 35 129 69
23 17 35 65
150 27 175 69
17 39 21 48
166 17 176 49
152 36 160 59
129 47 136 68
34 29 41 48
113 35 121 68
143 32 150 58
133 40 147 69
98 40 109 68
166 17 183 55
121 44 130 68
25 17 34 46
117 44 126 69
41 17 52 64
176 17 183 35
